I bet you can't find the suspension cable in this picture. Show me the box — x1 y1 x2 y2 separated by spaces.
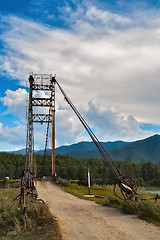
42 92 53 172
43 110 50 163
55 79 137 198
55 80 121 178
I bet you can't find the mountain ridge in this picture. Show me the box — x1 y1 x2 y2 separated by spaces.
6 134 160 163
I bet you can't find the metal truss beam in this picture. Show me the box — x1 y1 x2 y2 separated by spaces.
32 84 53 91
32 114 52 123
32 98 54 107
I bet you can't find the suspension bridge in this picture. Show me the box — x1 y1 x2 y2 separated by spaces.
10 72 160 240
15 73 160 210
15 73 138 209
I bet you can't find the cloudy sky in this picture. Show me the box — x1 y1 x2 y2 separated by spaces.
0 0 160 151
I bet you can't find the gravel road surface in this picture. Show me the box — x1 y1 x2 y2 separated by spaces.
37 181 160 240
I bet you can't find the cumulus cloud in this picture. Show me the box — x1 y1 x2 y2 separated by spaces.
55 107 87 146
0 88 53 120
0 10 160 124
0 122 25 146
1 88 27 121
0 121 53 149
0 2 160 148
84 101 153 142
0 88 155 148
0 87 55 148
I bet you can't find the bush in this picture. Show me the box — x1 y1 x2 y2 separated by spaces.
57 179 71 187
139 201 160 222
121 198 160 223
121 199 140 214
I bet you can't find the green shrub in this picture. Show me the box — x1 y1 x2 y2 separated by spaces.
139 201 160 222
121 198 160 224
121 199 140 214
57 179 70 187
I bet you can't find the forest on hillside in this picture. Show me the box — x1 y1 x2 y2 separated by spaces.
0 152 160 186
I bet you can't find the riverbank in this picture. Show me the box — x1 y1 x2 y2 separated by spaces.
146 189 160 194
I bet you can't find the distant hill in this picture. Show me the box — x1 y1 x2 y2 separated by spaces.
47 134 160 163
7 134 160 163
35 140 129 157
8 148 26 155
55 140 129 156
109 134 160 163
8 140 129 156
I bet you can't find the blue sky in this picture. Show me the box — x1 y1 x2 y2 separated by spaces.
1 0 160 151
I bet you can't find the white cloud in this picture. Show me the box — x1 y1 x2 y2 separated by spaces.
0 87 54 149
1 3 160 148
0 120 53 150
84 101 153 142
1 88 27 121
0 87 53 120
0 88 155 148
0 122 25 146
76 5 131 30
55 107 87 146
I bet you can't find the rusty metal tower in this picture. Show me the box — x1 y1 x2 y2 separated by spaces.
18 73 56 208
26 73 56 178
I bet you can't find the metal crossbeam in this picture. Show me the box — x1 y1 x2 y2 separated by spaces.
32 84 53 91
32 114 52 122
30 73 52 84
32 98 52 107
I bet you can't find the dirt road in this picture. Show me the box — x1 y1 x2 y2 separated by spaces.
37 181 160 240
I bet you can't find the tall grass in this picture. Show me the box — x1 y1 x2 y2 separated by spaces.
0 188 62 240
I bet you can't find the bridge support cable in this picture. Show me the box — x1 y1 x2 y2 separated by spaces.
43 112 50 163
55 79 137 199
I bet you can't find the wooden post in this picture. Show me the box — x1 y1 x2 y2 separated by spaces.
88 168 91 195
28 75 34 173
51 77 56 178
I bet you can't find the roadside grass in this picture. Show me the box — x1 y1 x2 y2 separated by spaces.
0 188 62 240
63 182 160 227
0 179 21 189
64 183 125 207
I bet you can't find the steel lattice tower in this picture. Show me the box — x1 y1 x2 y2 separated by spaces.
27 73 56 178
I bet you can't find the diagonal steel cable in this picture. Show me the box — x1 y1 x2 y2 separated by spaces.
55 79 138 199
